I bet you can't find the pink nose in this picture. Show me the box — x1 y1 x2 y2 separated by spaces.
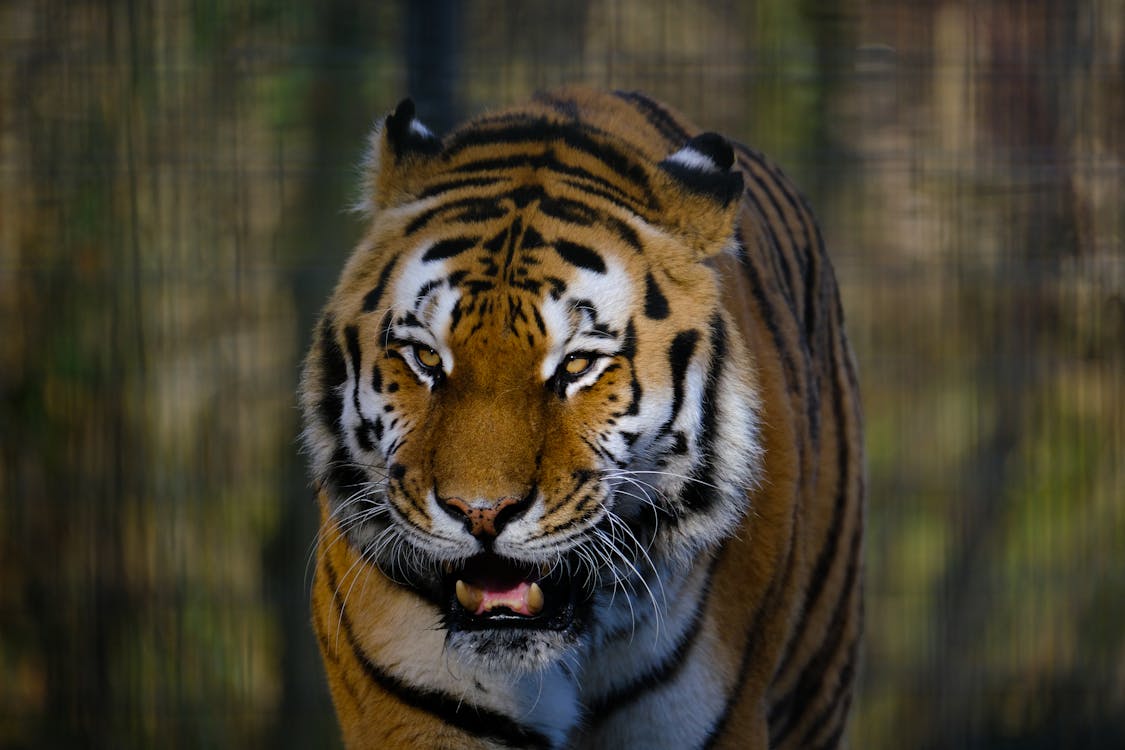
442 495 524 538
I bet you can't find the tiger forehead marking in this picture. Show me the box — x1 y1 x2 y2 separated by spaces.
303 88 863 749
389 182 644 370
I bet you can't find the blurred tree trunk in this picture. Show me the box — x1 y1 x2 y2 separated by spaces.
5 1 148 743
406 0 463 133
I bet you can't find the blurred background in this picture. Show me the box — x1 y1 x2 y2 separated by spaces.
1 0 1122 747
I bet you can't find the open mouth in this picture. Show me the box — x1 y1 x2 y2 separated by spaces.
443 554 578 632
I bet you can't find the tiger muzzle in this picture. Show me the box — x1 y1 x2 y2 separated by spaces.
440 493 531 540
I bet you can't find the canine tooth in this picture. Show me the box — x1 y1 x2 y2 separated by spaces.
527 582 544 616
455 580 483 612
443 561 454 574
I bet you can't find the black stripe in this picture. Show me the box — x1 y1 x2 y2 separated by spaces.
666 329 700 423
734 146 820 384
451 152 647 213
324 446 368 500
803 238 823 348
531 306 547 337
768 519 862 747
370 360 383 394
539 472 599 534
320 519 442 608
620 319 642 417
613 90 690 147
604 215 642 252
538 195 597 225
802 248 826 451
407 196 507 235
531 89 582 120
409 185 643 256
678 316 726 514
503 218 523 276
353 425 374 453
643 272 670 320
417 175 506 200
739 166 802 327
443 117 652 197
741 160 823 470
584 557 717 725
312 572 363 709
769 306 857 700
414 279 444 308
483 226 508 256
521 225 546 249
800 631 860 748
451 201 509 226
554 240 606 274
438 153 641 216
320 557 551 749
742 147 807 252
812 693 854 750
509 184 543 209
315 316 347 431
423 236 478 262
362 256 399 313
699 314 727 452
760 157 817 287
344 325 362 384
343 324 379 455
738 231 800 396
699 498 801 749
557 176 649 218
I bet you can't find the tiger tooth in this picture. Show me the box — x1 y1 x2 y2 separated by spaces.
455 580 483 612
443 561 454 575
527 582 544 616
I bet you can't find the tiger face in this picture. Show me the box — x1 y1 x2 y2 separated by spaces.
302 97 762 674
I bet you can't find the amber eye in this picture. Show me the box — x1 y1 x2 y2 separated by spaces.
413 345 442 372
562 352 595 377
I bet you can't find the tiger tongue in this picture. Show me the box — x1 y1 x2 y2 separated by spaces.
456 579 545 617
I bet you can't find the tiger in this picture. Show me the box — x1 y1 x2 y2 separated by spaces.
300 86 863 749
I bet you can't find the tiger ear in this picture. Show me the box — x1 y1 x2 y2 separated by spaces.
362 98 443 212
653 132 743 260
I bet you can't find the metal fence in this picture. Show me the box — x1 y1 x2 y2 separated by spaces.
2 1 1122 747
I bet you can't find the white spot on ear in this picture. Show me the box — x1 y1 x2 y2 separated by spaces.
666 147 721 173
409 119 434 139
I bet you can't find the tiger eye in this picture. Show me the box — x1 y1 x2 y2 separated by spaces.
415 346 441 370
564 354 592 375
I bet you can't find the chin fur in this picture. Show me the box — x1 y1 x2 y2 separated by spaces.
446 628 583 674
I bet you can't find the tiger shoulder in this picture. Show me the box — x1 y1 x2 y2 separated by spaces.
300 86 864 749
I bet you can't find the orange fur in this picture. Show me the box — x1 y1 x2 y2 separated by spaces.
302 87 863 748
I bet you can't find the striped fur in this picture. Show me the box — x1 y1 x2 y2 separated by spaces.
300 87 863 749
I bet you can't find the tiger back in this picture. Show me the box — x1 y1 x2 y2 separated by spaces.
300 87 863 749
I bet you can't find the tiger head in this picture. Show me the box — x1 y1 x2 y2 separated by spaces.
301 95 762 673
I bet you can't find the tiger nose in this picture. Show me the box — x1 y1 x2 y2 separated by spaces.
441 495 530 539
